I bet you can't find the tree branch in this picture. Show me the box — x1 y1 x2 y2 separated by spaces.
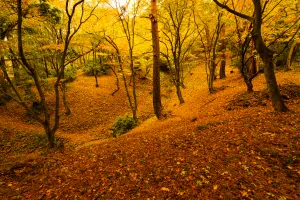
212 0 253 22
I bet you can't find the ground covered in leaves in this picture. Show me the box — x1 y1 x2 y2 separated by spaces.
0 66 300 199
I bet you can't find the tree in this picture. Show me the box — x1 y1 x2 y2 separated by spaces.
7 0 96 148
213 0 288 112
160 0 198 103
105 0 146 122
193 2 224 93
150 0 162 119
0 0 19 103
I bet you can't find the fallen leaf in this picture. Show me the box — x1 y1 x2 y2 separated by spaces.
241 191 248 197
161 187 170 192
213 185 218 191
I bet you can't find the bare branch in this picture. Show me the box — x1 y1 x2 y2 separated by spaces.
212 0 253 22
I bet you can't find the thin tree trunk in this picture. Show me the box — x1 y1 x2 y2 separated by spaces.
105 37 137 121
129 57 138 122
43 57 49 78
286 40 298 70
109 64 119 95
220 59 226 79
176 85 184 104
250 40 257 75
44 122 55 148
60 67 71 115
0 62 11 102
61 81 71 115
94 71 99 87
209 61 216 93
93 50 99 87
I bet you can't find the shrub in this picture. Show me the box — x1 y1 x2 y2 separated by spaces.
110 115 137 137
83 60 110 76
64 64 77 82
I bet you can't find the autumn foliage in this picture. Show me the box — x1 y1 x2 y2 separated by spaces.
1 0 300 199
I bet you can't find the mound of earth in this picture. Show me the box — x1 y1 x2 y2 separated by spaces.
225 83 300 110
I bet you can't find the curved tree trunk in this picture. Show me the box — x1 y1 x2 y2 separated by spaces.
242 72 254 92
251 0 287 112
176 85 184 104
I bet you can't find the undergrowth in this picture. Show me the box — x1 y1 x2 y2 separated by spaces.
109 115 137 138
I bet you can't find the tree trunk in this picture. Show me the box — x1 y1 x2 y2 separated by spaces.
219 59 226 79
43 57 49 78
61 82 71 115
109 64 119 95
250 40 257 75
251 0 287 112
150 0 162 119
243 74 253 92
0 65 11 102
106 37 138 122
94 71 99 87
151 0 162 119
130 60 138 122
176 85 184 104
208 62 216 93
60 66 71 115
263 53 287 111
286 40 298 70
250 56 257 76
44 123 55 148
94 50 99 87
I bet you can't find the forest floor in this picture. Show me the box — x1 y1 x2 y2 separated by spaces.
0 65 300 199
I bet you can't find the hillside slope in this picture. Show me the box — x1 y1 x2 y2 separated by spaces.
1 66 300 199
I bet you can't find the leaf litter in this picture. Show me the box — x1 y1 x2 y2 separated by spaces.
0 67 300 199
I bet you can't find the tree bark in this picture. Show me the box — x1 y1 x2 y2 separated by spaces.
286 40 298 70
251 0 287 112
220 59 226 79
61 81 71 115
43 57 49 78
176 85 184 104
250 40 257 75
0 62 11 102
44 122 55 148
60 68 71 115
208 61 216 93
151 0 162 119
250 56 257 76
94 50 99 87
